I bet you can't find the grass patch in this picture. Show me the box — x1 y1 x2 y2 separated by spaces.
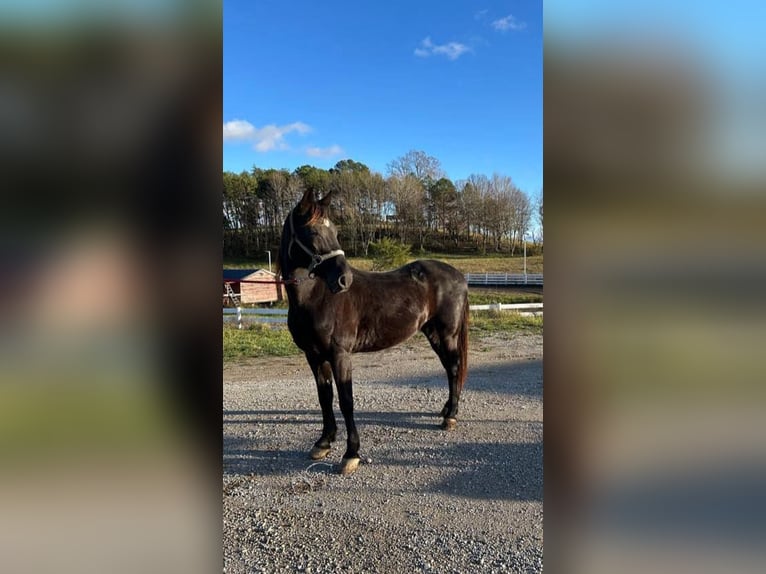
469 311 543 334
468 289 542 305
223 258 274 270
222 314 541 360
222 313 541 360
418 252 543 274
225 254 543 275
223 323 300 361
346 254 543 275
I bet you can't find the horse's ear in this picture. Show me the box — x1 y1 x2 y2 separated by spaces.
299 187 315 211
318 190 334 207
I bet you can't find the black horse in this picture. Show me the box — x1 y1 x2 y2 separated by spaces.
278 189 469 474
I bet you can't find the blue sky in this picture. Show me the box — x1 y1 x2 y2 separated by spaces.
223 0 542 198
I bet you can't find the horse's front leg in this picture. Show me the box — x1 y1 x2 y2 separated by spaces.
330 350 360 475
306 354 337 460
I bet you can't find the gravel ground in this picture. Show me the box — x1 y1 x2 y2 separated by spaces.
223 331 543 574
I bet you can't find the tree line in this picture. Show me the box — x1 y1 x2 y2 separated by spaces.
223 150 542 259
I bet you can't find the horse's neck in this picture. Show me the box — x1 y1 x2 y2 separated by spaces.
285 267 325 308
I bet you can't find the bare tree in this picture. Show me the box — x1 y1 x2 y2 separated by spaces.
510 188 532 255
386 150 444 184
457 178 481 245
464 174 492 252
537 190 543 243
329 169 360 252
387 174 426 247
355 170 387 256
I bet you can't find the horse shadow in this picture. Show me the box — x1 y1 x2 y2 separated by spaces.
224 408 316 421
224 434 542 503
224 436 320 476
384 440 544 502
223 358 543 499
359 358 543 400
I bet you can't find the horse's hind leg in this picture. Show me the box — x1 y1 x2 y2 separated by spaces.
307 354 337 460
423 324 462 430
438 343 462 430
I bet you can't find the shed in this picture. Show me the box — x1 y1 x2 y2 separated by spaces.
223 269 283 305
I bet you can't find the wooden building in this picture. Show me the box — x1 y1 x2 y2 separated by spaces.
223 269 283 305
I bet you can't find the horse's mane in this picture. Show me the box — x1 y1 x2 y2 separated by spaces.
300 198 327 226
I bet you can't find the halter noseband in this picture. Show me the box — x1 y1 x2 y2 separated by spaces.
288 210 345 276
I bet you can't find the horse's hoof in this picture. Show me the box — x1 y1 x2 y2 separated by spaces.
339 457 360 475
309 446 331 460
441 417 458 430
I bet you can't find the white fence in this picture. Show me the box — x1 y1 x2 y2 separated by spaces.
224 302 543 329
223 307 287 325
468 303 543 312
465 273 543 286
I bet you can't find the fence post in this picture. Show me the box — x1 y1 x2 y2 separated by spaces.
236 306 242 330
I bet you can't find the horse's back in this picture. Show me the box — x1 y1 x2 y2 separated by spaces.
353 259 466 303
404 259 466 285
338 260 465 352
404 259 467 304
397 260 468 332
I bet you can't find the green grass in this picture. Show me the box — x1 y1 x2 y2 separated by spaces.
469 311 543 334
347 254 543 274
223 258 275 270
223 323 300 361
468 289 542 305
224 253 543 275
223 312 542 360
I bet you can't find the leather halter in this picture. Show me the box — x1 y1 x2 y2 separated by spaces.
288 210 345 276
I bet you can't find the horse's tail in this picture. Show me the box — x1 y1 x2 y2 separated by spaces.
457 295 469 393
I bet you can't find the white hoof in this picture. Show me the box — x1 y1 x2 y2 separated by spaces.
339 457 360 475
309 445 331 460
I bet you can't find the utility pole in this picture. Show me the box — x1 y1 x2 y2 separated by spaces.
523 235 527 283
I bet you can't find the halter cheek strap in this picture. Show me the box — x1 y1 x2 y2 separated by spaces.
288 211 345 275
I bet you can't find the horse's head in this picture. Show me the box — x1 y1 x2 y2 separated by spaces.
281 188 353 294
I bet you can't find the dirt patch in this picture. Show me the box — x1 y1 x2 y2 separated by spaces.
223 332 543 574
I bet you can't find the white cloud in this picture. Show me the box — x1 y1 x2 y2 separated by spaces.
222 119 256 140
492 15 526 32
474 9 488 20
305 144 344 158
222 119 311 151
414 37 471 61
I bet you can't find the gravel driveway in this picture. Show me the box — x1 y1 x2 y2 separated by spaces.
223 331 543 574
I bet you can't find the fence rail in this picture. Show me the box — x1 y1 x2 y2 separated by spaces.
464 273 543 286
224 302 542 328
468 303 543 311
